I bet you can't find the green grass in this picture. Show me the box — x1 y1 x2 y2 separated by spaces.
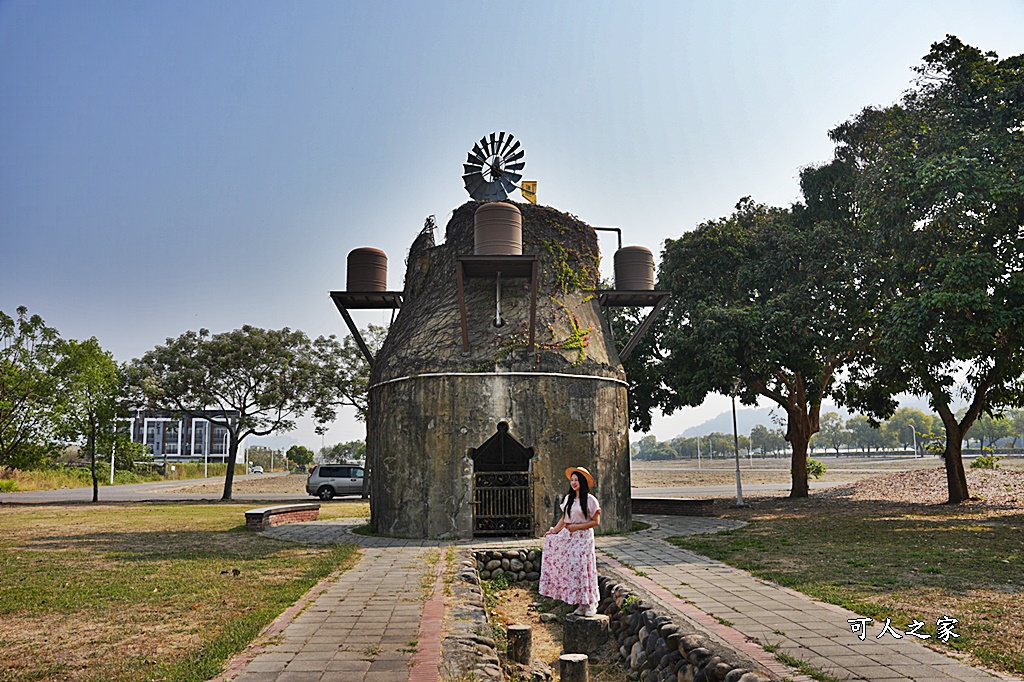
761 637 864 681
0 503 359 682
667 498 1024 675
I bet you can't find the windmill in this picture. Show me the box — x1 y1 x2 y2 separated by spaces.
462 132 525 201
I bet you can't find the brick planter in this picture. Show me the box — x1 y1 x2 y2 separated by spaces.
245 503 320 531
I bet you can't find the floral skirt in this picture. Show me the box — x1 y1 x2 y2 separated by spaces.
538 528 599 606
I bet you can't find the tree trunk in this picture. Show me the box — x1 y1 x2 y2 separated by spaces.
935 401 970 504
788 409 812 498
943 433 969 503
222 431 239 501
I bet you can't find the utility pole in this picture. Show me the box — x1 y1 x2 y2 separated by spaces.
732 393 744 506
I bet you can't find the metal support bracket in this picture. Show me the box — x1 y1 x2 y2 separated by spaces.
329 291 403 367
456 255 538 355
597 290 671 362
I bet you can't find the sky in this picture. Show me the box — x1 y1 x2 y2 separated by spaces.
2 1 1023 451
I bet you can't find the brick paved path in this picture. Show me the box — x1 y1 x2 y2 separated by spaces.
227 545 430 682
218 516 1019 682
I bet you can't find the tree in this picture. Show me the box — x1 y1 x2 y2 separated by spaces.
835 36 1024 502
310 325 386 422
287 444 314 468
321 440 365 463
814 412 848 455
633 435 676 461
0 306 63 467
846 414 886 453
1010 410 1024 449
881 407 933 454
245 446 277 470
971 413 1015 451
53 338 122 502
130 326 346 500
749 424 772 455
645 184 874 497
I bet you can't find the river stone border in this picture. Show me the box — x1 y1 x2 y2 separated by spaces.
598 574 779 682
469 547 779 681
475 548 541 581
468 548 778 679
441 549 505 681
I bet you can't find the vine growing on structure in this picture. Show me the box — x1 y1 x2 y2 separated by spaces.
540 239 600 294
540 299 593 366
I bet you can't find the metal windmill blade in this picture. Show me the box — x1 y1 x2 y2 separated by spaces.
462 132 526 201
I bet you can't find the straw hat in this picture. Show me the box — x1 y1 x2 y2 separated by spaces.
565 466 595 488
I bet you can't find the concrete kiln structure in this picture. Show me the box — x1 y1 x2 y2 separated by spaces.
342 201 662 539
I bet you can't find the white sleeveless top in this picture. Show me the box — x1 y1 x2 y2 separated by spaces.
561 494 601 524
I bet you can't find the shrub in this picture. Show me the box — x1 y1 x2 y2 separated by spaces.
488 572 512 590
807 458 827 479
970 454 1003 470
796 458 827 480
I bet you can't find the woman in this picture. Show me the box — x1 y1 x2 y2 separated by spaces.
538 466 601 616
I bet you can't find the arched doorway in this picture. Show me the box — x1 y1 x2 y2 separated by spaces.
470 422 534 537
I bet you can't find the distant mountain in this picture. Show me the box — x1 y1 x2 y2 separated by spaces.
244 434 303 450
677 407 780 439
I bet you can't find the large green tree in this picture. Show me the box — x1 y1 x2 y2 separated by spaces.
813 412 848 455
310 324 385 423
880 407 934 454
54 338 122 502
845 415 886 454
0 306 63 467
835 36 1024 502
286 444 314 468
130 326 346 500
645 185 874 496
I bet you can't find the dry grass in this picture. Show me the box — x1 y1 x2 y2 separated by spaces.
629 454 1020 489
668 468 1024 676
0 503 358 682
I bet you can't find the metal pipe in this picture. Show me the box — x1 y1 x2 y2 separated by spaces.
592 226 623 251
495 272 504 327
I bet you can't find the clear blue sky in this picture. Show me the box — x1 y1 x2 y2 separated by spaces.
2 1 1022 449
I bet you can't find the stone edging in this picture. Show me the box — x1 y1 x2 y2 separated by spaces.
456 544 780 682
441 549 505 681
596 571 779 681
475 548 541 581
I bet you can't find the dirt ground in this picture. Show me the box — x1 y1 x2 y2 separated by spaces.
630 454 1024 490
487 584 627 681
164 471 311 494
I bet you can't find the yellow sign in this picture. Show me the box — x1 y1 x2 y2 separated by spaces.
521 180 537 204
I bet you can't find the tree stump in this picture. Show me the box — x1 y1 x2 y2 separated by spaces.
560 653 588 682
507 624 532 664
563 614 609 654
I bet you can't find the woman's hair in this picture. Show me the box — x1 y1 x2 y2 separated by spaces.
562 472 591 520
